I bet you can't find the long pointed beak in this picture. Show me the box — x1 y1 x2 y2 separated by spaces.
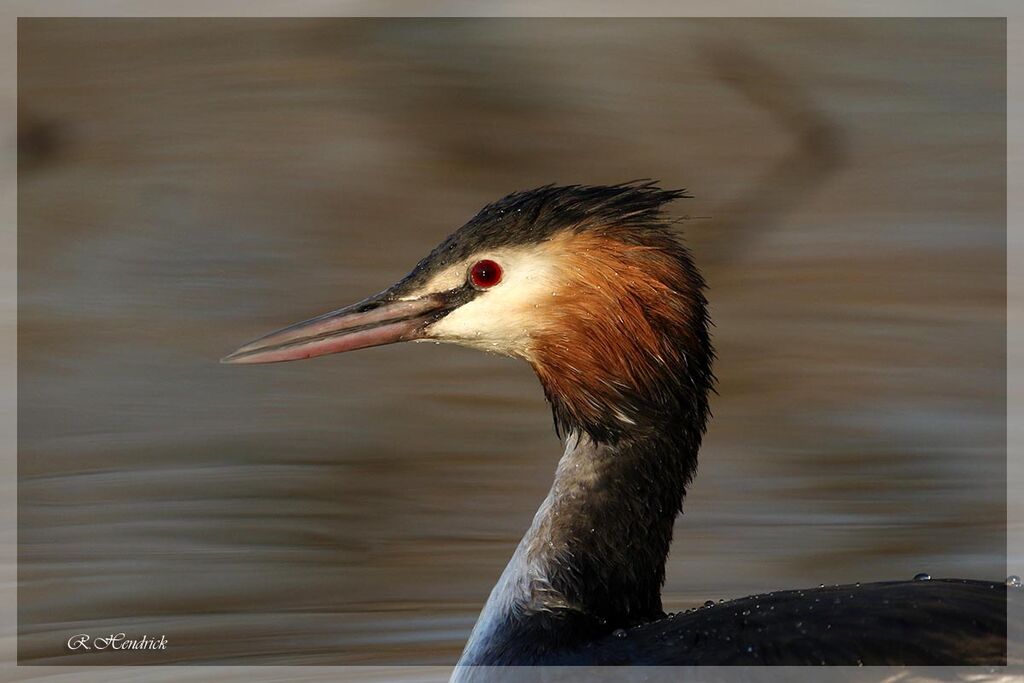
221 289 450 365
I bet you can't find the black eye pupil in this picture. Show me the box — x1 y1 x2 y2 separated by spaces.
471 259 502 288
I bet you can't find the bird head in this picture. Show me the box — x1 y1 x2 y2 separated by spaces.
223 183 713 441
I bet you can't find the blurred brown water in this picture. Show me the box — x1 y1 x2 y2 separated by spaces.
17 19 1005 665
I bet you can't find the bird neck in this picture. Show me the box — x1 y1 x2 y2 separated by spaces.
455 227 713 668
457 421 700 666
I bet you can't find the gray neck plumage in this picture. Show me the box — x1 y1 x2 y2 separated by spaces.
455 420 700 669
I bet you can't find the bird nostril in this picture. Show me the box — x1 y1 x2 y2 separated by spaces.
470 259 503 288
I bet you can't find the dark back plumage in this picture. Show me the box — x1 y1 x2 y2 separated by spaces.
580 579 1013 666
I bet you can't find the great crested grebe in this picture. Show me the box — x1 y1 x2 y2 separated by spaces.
223 183 1011 669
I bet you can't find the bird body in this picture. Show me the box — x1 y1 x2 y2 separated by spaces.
224 183 1011 670
581 579 1008 666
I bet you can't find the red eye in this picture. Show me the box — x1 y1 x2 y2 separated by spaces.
470 259 503 289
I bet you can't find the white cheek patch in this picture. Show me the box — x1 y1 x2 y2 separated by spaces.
401 264 465 300
419 246 564 358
